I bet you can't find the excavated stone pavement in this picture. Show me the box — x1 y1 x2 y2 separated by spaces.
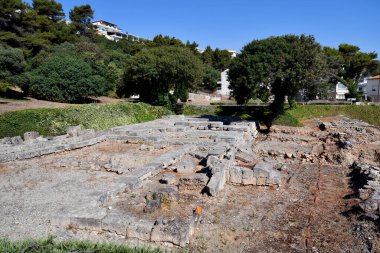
1 115 380 252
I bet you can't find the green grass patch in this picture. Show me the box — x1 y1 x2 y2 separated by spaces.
182 104 217 116
0 236 164 253
183 104 380 127
0 102 171 138
276 105 380 126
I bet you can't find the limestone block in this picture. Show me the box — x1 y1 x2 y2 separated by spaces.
253 161 272 178
156 186 180 202
67 125 82 137
229 166 243 185
176 159 196 174
101 212 131 236
257 177 266 186
70 207 107 231
11 136 23 145
0 137 12 145
179 173 209 191
150 217 195 247
235 149 254 163
206 171 225 196
160 174 177 184
126 219 154 241
241 167 256 185
23 131 39 141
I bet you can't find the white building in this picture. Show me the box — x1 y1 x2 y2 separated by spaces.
92 20 143 42
216 50 237 96
365 75 380 102
335 82 349 100
217 69 232 96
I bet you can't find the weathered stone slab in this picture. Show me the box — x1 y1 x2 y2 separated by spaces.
67 125 82 137
150 217 195 247
179 173 209 191
160 174 177 184
24 131 39 141
235 148 255 163
176 159 196 174
70 207 107 231
126 218 154 241
101 212 131 236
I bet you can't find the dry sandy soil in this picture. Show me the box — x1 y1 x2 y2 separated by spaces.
0 96 120 114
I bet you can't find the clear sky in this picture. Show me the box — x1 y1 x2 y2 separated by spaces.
27 0 380 55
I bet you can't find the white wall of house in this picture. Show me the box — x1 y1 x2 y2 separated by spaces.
217 69 232 96
336 82 349 100
366 76 380 102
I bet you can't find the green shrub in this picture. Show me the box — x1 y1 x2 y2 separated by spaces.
29 54 111 103
0 46 28 90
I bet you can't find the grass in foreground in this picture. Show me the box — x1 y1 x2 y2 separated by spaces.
0 236 164 253
0 102 171 138
275 104 380 126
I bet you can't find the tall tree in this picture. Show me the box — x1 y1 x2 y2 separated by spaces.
322 44 379 99
201 46 213 65
212 48 232 71
32 0 64 22
69 4 94 35
119 46 203 108
339 44 378 98
152 34 184 47
0 0 27 47
228 35 326 113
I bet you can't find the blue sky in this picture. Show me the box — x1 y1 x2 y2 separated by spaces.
27 0 380 55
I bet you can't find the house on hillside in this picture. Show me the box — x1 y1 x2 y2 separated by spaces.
92 20 145 42
365 75 380 102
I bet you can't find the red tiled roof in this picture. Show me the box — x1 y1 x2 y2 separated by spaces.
368 75 380 80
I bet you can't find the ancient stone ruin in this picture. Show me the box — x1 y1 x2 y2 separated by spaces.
1 115 380 252
1 116 284 247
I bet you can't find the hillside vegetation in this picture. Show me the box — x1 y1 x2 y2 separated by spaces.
0 102 171 138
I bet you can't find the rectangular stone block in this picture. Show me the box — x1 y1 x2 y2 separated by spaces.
24 131 39 141
101 213 130 236
241 168 256 185
179 173 209 191
150 217 195 247
126 219 153 241
206 170 225 196
257 177 266 186
70 208 107 232
229 166 242 185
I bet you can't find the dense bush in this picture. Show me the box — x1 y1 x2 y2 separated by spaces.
0 46 28 88
29 54 111 102
119 46 204 108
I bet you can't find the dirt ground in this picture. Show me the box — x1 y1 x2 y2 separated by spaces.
0 96 120 114
0 116 380 252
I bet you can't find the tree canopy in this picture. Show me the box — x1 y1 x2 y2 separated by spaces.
69 4 94 35
29 54 110 102
228 35 326 112
0 46 28 87
118 46 203 108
